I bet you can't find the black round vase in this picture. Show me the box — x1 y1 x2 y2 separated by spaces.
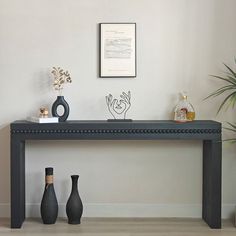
40 167 58 224
51 96 70 122
66 175 83 224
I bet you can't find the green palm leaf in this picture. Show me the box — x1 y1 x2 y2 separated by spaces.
216 91 236 114
204 60 236 143
205 86 236 100
223 123 236 143
224 139 236 143
205 60 236 113
206 59 236 143
209 75 236 85
223 63 236 77
226 122 236 130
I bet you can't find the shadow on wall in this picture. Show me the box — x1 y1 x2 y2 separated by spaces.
0 124 10 217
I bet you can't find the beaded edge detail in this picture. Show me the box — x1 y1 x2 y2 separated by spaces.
11 129 221 135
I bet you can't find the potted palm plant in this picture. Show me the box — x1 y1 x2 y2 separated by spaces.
205 58 236 142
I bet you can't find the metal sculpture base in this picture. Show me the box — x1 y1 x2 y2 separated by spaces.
107 119 133 122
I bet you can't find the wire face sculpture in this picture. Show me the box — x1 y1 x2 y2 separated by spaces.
106 91 131 120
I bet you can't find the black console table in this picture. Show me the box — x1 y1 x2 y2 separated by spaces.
10 120 222 229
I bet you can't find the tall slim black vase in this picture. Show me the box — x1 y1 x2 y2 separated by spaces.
40 167 58 224
66 175 83 224
51 96 70 122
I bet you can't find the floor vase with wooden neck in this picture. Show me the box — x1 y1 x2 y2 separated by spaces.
66 175 83 224
40 167 58 224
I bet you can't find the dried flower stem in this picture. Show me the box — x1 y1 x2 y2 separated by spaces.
51 67 72 93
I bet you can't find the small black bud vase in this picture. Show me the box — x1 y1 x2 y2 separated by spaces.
51 96 70 122
66 175 83 224
40 167 58 224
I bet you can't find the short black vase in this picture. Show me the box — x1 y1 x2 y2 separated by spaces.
51 96 70 122
40 167 58 224
66 175 83 224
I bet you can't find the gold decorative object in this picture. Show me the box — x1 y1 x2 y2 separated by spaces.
39 107 49 118
51 67 72 94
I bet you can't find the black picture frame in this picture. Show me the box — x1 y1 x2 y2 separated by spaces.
99 23 137 78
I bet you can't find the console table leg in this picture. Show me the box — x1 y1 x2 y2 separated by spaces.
202 140 222 229
11 138 25 228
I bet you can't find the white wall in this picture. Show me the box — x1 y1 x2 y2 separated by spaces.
0 0 236 219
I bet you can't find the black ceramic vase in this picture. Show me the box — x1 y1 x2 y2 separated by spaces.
66 175 83 224
51 96 70 122
40 167 58 224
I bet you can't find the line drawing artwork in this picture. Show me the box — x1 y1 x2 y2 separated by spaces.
105 37 132 59
106 91 131 119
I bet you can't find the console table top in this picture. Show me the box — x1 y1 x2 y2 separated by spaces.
10 120 221 141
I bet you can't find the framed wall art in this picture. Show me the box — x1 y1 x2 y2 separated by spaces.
99 23 136 78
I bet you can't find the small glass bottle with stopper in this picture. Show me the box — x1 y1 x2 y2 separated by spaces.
174 92 195 122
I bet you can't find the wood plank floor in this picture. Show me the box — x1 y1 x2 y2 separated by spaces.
0 218 236 236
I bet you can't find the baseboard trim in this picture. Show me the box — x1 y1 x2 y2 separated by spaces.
0 204 9 218
0 203 235 219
